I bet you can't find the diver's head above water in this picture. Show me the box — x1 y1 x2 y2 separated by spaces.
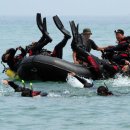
97 86 113 96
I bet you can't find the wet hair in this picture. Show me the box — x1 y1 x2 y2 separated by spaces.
115 29 124 35
6 48 16 54
97 86 113 96
1 48 16 63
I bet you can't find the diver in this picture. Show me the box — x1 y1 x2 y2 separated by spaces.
70 22 130 79
1 46 26 72
115 29 130 45
97 85 113 96
1 14 52 72
103 29 130 64
70 21 103 79
1 14 71 72
1 80 48 97
26 13 52 56
26 14 71 59
71 28 104 64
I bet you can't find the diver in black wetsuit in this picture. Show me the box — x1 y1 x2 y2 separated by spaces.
72 28 104 64
69 21 130 79
70 21 103 79
26 14 71 59
1 46 26 72
2 80 48 97
97 86 113 96
1 14 71 72
103 29 130 64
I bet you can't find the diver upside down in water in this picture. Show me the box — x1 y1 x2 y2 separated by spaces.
1 14 71 72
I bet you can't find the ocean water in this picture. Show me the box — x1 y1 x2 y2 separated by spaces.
0 16 130 130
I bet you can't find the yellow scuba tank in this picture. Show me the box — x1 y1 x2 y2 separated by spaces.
5 68 19 79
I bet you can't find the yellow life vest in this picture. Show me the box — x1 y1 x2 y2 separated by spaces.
5 69 19 79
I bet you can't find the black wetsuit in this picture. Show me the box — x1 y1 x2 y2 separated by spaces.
71 34 102 79
102 63 119 78
8 81 48 97
27 36 50 56
6 48 26 72
51 36 69 58
105 42 130 64
28 36 69 59
71 34 120 79
81 34 98 52
118 36 130 44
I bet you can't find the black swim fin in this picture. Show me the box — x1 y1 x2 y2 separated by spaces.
53 15 71 38
36 13 52 42
70 21 77 39
42 17 52 42
43 17 47 32
36 13 44 33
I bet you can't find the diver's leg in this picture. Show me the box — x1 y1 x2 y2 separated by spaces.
31 39 51 53
30 15 52 53
51 36 70 58
51 16 71 58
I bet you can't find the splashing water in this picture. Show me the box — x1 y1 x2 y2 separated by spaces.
111 74 130 87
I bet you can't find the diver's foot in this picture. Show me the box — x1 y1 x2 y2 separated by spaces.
62 28 71 39
64 34 71 39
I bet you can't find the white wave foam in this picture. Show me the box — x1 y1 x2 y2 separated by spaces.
48 93 62 97
112 74 130 87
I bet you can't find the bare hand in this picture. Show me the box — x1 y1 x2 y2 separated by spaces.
68 72 76 76
1 80 9 85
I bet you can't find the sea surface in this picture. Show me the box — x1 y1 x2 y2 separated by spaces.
0 16 130 130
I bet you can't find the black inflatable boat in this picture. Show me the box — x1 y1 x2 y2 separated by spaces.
17 55 92 81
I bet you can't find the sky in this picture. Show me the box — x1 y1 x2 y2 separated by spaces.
1 0 130 16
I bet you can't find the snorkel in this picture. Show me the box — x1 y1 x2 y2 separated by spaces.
97 83 113 96
21 80 25 88
30 82 33 90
